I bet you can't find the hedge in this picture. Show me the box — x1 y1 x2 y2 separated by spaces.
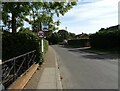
43 39 49 54
2 30 49 63
68 39 90 47
89 30 120 51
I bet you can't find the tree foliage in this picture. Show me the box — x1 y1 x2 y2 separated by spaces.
98 25 118 33
2 2 77 33
68 32 76 39
48 29 76 44
58 29 69 42
2 2 32 32
48 32 59 44
89 25 119 51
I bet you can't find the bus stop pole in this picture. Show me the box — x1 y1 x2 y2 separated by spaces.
40 22 44 62
41 38 44 53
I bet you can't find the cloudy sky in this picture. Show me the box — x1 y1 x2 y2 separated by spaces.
55 0 119 34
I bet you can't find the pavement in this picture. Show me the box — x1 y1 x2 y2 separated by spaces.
24 46 62 90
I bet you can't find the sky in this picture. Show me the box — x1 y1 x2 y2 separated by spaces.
0 0 119 34
54 0 119 34
21 0 119 34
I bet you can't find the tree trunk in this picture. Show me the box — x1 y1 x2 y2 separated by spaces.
12 13 16 33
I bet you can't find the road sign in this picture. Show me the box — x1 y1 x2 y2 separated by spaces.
38 31 44 38
42 23 49 31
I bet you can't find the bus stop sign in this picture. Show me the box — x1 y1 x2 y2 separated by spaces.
42 23 49 31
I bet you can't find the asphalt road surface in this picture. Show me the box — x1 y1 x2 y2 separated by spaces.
52 45 118 89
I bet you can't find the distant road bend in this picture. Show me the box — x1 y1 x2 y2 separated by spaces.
52 45 118 89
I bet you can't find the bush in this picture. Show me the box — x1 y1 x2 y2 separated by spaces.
2 30 49 63
89 30 120 51
43 39 49 54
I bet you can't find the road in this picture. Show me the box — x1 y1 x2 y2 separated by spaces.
52 45 118 89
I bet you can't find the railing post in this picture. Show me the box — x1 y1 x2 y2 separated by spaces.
26 54 27 69
27 55 29 69
33 53 34 64
26 54 30 68
13 59 16 81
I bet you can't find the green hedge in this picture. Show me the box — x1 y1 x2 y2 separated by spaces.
68 39 90 47
38 39 49 64
43 39 49 54
2 30 48 63
89 30 120 50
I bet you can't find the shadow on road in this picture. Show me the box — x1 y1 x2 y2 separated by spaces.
63 46 119 60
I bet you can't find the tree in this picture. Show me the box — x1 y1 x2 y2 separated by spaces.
2 2 32 33
27 2 77 33
47 30 76 44
68 32 76 39
98 25 118 33
2 2 77 33
48 32 59 44
98 28 105 32
58 29 69 42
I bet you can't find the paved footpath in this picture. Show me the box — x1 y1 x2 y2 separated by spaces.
24 46 62 90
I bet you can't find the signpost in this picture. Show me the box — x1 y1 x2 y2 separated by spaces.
37 23 49 62
41 39 44 53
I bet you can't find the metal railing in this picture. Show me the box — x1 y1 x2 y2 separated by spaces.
2 50 36 88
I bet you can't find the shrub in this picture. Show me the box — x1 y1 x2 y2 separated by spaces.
2 30 49 63
43 39 49 54
89 30 120 51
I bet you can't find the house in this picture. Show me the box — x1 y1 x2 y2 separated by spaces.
76 33 89 39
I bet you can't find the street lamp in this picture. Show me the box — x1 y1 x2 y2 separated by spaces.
65 27 67 31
